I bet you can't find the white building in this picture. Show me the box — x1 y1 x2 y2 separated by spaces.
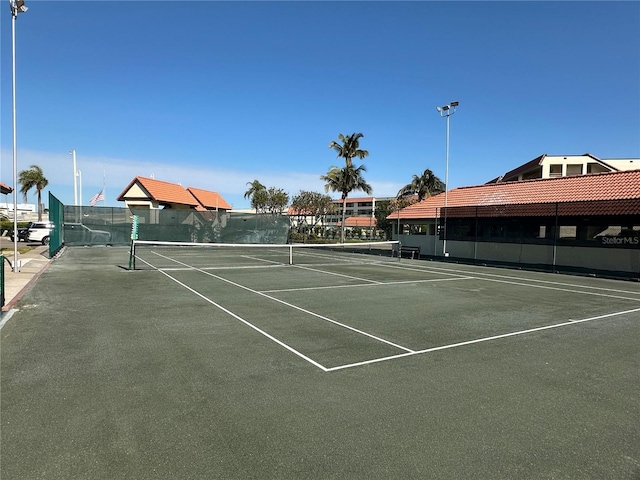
489 153 639 183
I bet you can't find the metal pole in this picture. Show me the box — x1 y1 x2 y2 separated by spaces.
11 8 19 272
78 170 82 206
72 149 77 206
443 113 449 257
437 101 458 259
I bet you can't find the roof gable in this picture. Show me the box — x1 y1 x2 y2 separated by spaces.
117 177 199 206
499 154 546 182
186 187 232 210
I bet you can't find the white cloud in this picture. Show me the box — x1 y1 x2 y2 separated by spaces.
0 148 403 207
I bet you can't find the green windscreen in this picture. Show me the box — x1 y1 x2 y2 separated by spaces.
56 204 291 246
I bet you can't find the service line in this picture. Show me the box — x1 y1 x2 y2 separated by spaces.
145 250 415 360
326 306 640 372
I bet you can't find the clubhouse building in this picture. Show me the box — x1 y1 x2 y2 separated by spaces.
389 156 640 279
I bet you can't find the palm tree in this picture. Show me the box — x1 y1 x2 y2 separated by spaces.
244 180 266 214
328 133 369 167
18 164 49 221
396 168 445 202
321 164 372 243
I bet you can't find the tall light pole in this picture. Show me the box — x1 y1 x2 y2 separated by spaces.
71 149 78 205
436 101 459 258
10 0 28 273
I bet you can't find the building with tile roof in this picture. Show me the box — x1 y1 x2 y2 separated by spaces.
186 187 232 212
116 176 231 212
388 170 640 279
488 153 639 183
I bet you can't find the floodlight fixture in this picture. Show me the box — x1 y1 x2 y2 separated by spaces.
9 0 28 16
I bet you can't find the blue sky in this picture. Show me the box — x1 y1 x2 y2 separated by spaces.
1 1 639 209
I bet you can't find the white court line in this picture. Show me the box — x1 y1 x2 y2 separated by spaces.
325 306 640 372
389 262 640 297
135 255 329 371
262 276 474 294
0 309 17 330
147 250 415 355
242 255 283 266
294 264 383 284
375 262 640 301
140 249 640 372
161 264 286 272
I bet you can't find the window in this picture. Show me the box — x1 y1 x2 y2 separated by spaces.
549 164 563 178
566 164 583 176
559 226 577 239
586 163 607 174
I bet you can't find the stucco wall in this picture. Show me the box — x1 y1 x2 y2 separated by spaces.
397 234 639 277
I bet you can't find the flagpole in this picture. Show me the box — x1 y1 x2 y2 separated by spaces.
102 163 106 205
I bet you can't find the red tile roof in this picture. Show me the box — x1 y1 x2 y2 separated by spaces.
334 196 374 204
287 206 309 216
343 216 377 227
0 182 12 195
391 170 640 220
117 176 199 206
117 177 233 210
187 187 232 210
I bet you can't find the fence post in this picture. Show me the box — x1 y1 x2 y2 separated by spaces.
1 255 5 307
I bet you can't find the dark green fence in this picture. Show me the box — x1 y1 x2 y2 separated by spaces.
49 193 64 257
49 198 290 247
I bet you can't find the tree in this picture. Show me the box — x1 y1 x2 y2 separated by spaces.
18 164 49 221
244 180 266 214
290 190 336 238
263 187 289 216
373 199 393 240
328 133 369 167
396 168 445 202
320 164 372 243
244 180 289 216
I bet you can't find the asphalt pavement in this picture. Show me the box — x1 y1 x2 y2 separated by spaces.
1 235 51 312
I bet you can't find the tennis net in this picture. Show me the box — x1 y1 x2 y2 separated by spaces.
130 240 401 270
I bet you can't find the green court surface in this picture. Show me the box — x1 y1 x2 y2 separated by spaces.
2 246 639 479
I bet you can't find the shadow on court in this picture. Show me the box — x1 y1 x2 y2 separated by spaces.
2 247 639 479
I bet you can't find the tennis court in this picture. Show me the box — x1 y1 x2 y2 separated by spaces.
2 243 639 479
130 240 640 373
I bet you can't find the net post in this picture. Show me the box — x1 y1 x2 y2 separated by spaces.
289 244 293 265
129 215 139 270
128 240 136 270
398 241 402 262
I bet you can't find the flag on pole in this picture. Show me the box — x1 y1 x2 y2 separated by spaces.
89 188 105 206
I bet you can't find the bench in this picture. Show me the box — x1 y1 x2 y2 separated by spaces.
393 245 421 260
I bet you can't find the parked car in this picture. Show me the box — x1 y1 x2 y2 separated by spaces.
25 221 55 245
63 223 111 245
9 222 32 242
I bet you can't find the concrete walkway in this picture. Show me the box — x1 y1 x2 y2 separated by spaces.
1 243 51 312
